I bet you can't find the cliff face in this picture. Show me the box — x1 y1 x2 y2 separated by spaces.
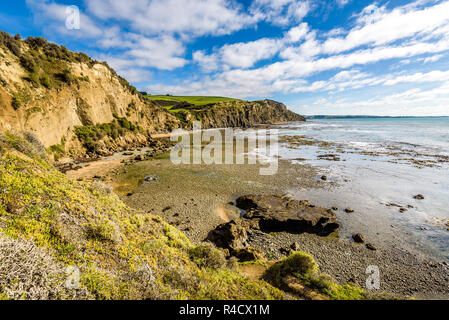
0 32 179 157
163 99 305 129
198 100 304 128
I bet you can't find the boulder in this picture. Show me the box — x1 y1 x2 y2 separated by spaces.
134 155 144 161
345 208 354 213
352 233 365 243
206 220 251 252
144 175 159 182
290 242 301 251
236 195 339 236
413 194 425 200
233 247 265 262
366 243 377 251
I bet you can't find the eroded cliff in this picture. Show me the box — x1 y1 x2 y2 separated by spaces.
0 32 179 158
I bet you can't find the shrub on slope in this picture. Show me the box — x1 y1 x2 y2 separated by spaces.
0 133 284 300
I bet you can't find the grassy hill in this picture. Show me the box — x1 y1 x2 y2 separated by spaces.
145 95 242 106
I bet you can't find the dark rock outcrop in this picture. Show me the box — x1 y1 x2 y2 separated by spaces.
206 196 339 260
233 247 265 262
236 195 340 236
206 219 250 252
174 99 305 129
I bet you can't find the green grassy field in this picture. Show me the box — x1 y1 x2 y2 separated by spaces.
145 95 242 106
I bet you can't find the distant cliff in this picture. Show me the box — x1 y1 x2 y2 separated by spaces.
153 99 305 129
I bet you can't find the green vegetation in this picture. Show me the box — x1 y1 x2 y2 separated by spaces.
0 31 138 96
188 242 227 270
74 115 143 154
146 95 241 106
265 252 367 300
11 96 21 110
0 133 285 300
48 137 66 161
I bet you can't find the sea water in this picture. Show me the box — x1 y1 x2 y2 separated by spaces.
276 117 449 261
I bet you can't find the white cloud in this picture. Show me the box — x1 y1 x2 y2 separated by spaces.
332 69 369 81
26 0 102 38
285 23 309 43
422 54 444 63
250 0 310 26
336 0 351 7
192 51 219 73
125 35 187 70
85 0 256 37
26 0 189 73
193 23 312 71
323 1 449 54
221 38 281 68
293 69 449 93
98 33 188 73
24 0 449 114
118 68 153 83
383 70 449 86
299 82 449 116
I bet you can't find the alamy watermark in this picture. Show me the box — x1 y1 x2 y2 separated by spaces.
170 121 279 175
365 265 380 290
65 5 80 30
65 265 80 290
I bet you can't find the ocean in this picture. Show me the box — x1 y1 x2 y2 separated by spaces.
276 117 449 261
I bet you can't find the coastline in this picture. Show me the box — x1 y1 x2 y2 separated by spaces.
65 129 449 299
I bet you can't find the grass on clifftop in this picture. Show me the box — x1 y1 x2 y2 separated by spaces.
0 133 284 300
145 95 242 106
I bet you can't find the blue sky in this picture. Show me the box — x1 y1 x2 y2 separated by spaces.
1 0 449 115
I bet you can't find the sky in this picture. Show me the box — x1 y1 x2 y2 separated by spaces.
1 0 449 116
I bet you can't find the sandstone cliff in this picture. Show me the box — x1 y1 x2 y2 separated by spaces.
0 32 179 158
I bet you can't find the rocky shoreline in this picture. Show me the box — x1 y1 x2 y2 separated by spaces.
65 133 449 300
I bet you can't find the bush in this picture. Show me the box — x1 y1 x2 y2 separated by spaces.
265 252 368 300
271 252 318 278
85 218 120 243
91 181 113 196
264 252 318 289
0 31 21 56
189 242 227 270
27 72 40 87
0 234 91 300
20 54 37 73
59 69 75 84
23 131 46 156
0 132 46 160
40 74 51 88
25 36 48 49
11 96 21 110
